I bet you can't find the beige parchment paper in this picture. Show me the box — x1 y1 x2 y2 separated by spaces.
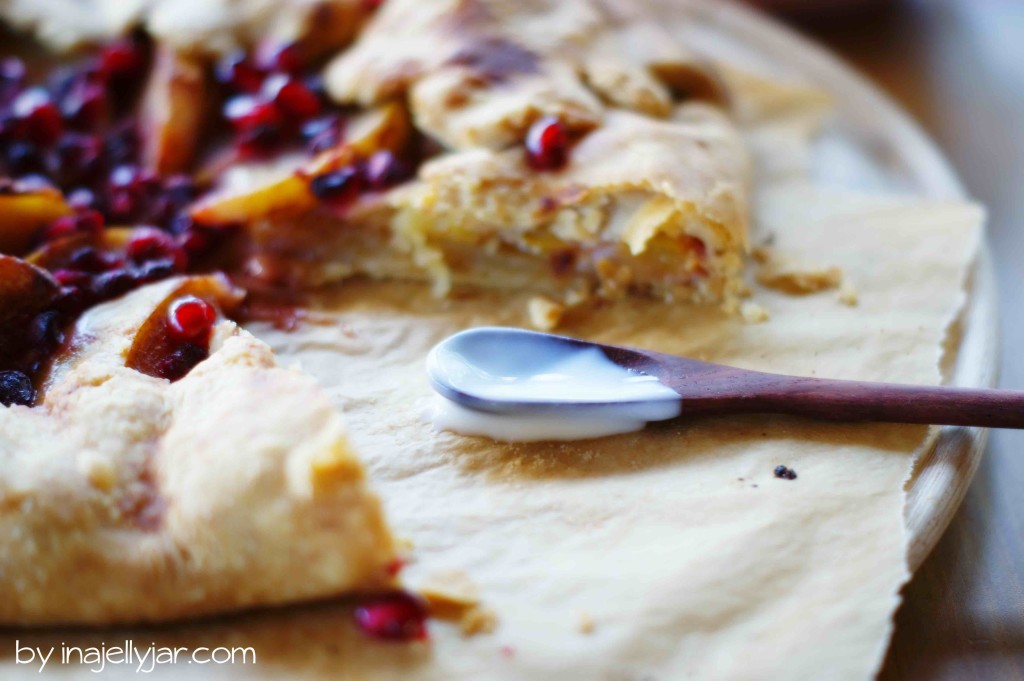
0 182 982 680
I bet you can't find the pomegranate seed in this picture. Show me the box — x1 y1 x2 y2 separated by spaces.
89 267 138 299
166 296 216 342
162 175 199 208
126 229 188 271
104 124 140 165
107 165 161 222
255 41 304 74
0 370 35 407
524 116 569 171
223 96 283 131
364 150 413 190
4 141 46 176
262 74 321 120
176 226 213 257
215 51 265 93
302 115 344 154
353 592 429 642
41 209 104 242
310 166 364 209
69 246 122 273
51 134 105 185
52 269 91 288
236 126 283 158
135 258 177 283
100 39 145 80
12 88 63 147
154 342 207 381
60 81 107 129
29 310 64 348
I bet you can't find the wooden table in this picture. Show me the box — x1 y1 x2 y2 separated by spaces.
787 1 1024 678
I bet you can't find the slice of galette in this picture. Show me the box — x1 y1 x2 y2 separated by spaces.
0 258 397 625
181 0 751 308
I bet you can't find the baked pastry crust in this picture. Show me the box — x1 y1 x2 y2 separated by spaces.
0 275 395 625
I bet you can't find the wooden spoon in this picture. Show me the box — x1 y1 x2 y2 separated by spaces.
427 327 1020 429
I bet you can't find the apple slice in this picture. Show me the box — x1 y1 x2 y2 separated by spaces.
125 274 243 380
140 46 209 175
307 101 412 175
191 102 411 226
190 153 317 225
0 254 59 325
0 183 72 255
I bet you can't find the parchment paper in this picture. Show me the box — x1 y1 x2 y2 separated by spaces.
0 11 984 680
0 179 982 680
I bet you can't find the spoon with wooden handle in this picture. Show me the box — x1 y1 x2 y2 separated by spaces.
427 327 1021 429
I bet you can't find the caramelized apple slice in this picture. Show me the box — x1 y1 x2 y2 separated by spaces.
307 102 411 174
126 274 243 381
0 183 72 254
191 103 411 226
0 254 59 328
190 154 317 225
140 47 209 174
0 255 59 393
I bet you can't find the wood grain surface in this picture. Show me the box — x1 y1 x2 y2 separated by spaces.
787 1 1024 678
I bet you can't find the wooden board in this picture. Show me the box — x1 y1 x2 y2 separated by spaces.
690 0 997 570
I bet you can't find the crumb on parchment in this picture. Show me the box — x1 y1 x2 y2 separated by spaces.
417 570 497 637
753 246 843 294
838 280 858 306
740 300 770 323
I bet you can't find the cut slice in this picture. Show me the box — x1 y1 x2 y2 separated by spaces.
0 275 396 625
190 0 750 308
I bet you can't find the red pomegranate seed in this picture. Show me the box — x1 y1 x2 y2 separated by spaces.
153 342 207 381
12 88 63 147
177 229 210 255
68 246 122 273
51 134 105 184
166 296 217 343
215 51 265 93
223 95 284 132
41 209 104 242
353 592 429 642
255 41 304 74
364 150 413 190
310 166 364 209
61 82 107 129
100 39 145 80
262 74 321 120
52 268 91 288
525 116 569 171
126 230 188 271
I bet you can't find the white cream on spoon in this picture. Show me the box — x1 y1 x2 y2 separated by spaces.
426 327 682 442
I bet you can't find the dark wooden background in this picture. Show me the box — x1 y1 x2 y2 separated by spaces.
774 1 1024 677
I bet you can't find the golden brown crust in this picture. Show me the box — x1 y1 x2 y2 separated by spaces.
0 277 395 625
